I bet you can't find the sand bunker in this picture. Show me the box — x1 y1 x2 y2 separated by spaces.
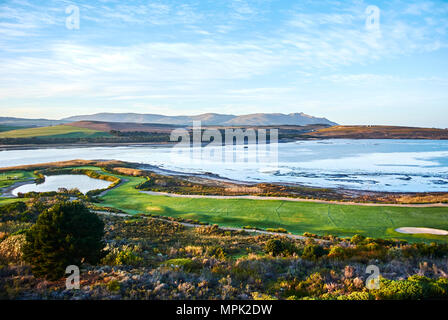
395 227 448 235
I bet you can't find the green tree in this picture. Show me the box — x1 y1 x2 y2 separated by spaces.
22 201 105 280
264 238 297 256
264 239 286 256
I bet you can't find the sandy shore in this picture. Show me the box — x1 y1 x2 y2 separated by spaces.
395 227 448 235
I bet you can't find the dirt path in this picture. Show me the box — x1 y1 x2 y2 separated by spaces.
139 191 448 208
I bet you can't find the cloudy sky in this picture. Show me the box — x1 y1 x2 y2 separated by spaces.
1 0 448 127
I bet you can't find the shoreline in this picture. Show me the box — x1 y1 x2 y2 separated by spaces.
0 179 35 198
0 158 447 204
2 136 448 151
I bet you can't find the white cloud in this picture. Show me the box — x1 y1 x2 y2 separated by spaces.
0 0 447 126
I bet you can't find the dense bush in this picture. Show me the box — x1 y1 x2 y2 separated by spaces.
372 275 448 300
102 245 143 266
300 244 327 261
0 202 32 222
264 238 297 256
22 201 106 280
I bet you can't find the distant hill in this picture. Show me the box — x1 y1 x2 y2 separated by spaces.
0 117 66 127
303 125 448 140
69 121 180 133
62 112 337 126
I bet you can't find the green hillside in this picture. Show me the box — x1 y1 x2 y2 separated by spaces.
0 125 33 132
0 124 111 139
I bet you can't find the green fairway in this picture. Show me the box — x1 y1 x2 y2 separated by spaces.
0 170 36 189
0 197 28 206
0 124 111 139
96 169 448 243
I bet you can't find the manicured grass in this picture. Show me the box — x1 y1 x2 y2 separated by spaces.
0 197 28 206
3 166 446 242
0 171 36 188
0 125 111 139
95 169 448 243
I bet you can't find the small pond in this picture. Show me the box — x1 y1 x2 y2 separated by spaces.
12 175 112 196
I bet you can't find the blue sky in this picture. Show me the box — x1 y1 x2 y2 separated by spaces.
1 0 448 127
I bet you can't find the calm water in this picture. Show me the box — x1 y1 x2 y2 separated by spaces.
2 139 448 192
12 175 112 196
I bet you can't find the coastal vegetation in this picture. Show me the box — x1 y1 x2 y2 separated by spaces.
1 160 448 300
1 202 448 300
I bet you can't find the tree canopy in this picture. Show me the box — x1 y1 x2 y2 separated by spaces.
22 201 105 280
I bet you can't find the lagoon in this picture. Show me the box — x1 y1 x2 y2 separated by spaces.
11 175 112 196
1 139 448 192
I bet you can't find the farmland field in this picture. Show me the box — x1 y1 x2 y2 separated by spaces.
0 124 111 139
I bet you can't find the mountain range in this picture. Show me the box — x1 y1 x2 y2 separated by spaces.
62 112 337 126
0 117 63 127
0 112 337 127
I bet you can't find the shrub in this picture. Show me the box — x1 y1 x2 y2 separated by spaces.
372 276 448 300
106 280 121 292
22 201 106 280
102 247 143 266
206 246 227 260
264 239 296 256
266 228 288 233
301 244 327 261
279 273 326 298
0 202 28 222
350 234 366 245
0 234 26 263
337 291 372 300
162 258 202 273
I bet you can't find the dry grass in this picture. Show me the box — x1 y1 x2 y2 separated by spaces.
111 167 146 176
225 186 264 193
394 194 448 204
0 160 129 172
306 125 448 139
